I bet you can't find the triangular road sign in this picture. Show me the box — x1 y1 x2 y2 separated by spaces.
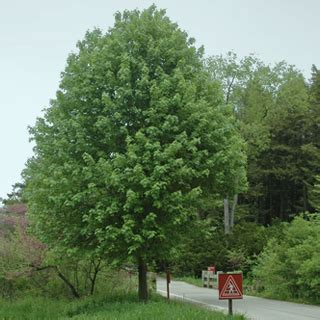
220 275 242 298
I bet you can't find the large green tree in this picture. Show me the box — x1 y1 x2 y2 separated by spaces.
24 6 246 301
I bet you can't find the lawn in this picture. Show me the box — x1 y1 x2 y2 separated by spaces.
0 293 246 320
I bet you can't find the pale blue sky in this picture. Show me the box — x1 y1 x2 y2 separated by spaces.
1 0 319 201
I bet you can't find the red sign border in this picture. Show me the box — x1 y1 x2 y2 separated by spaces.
218 273 243 300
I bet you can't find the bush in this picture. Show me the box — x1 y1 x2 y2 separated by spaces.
170 218 273 277
252 214 320 303
170 219 227 277
0 213 119 299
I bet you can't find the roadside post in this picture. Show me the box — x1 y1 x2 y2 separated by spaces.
166 270 171 300
218 272 243 316
202 265 216 288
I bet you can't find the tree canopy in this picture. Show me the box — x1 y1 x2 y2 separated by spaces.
207 53 320 223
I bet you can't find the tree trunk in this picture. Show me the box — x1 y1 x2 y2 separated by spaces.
56 269 80 298
224 195 237 234
224 198 230 234
90 262 100 295
138 258 148 302
230 194 238 229
33 265 80 299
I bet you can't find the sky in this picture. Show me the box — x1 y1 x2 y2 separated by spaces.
1 0 320 202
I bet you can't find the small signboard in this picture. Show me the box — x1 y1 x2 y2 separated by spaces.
218 273 243 300
207 265 216 273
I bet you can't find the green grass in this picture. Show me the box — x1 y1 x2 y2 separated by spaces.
0 293 246 320
174 275 207 288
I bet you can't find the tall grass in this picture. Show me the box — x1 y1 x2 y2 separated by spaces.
173 275 204 287
0 293 246 320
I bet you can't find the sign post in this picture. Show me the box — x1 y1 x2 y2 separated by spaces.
218 272 243 316
166 270 171 300
228 299 233 316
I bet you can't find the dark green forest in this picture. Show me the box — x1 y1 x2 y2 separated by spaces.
1 6 320 309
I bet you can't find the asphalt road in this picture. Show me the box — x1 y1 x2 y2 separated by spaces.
156 278 320 320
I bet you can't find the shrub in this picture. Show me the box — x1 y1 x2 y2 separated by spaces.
0 213 115 299
170 218 273 277
252 214 320 303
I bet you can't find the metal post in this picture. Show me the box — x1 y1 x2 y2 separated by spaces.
228 299 233 316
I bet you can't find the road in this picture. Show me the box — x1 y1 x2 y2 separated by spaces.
156 278 320 320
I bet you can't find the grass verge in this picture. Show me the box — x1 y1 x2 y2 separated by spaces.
173 275 205 288
0 293 246 319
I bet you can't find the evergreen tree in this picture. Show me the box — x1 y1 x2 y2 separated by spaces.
207 54 320 223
